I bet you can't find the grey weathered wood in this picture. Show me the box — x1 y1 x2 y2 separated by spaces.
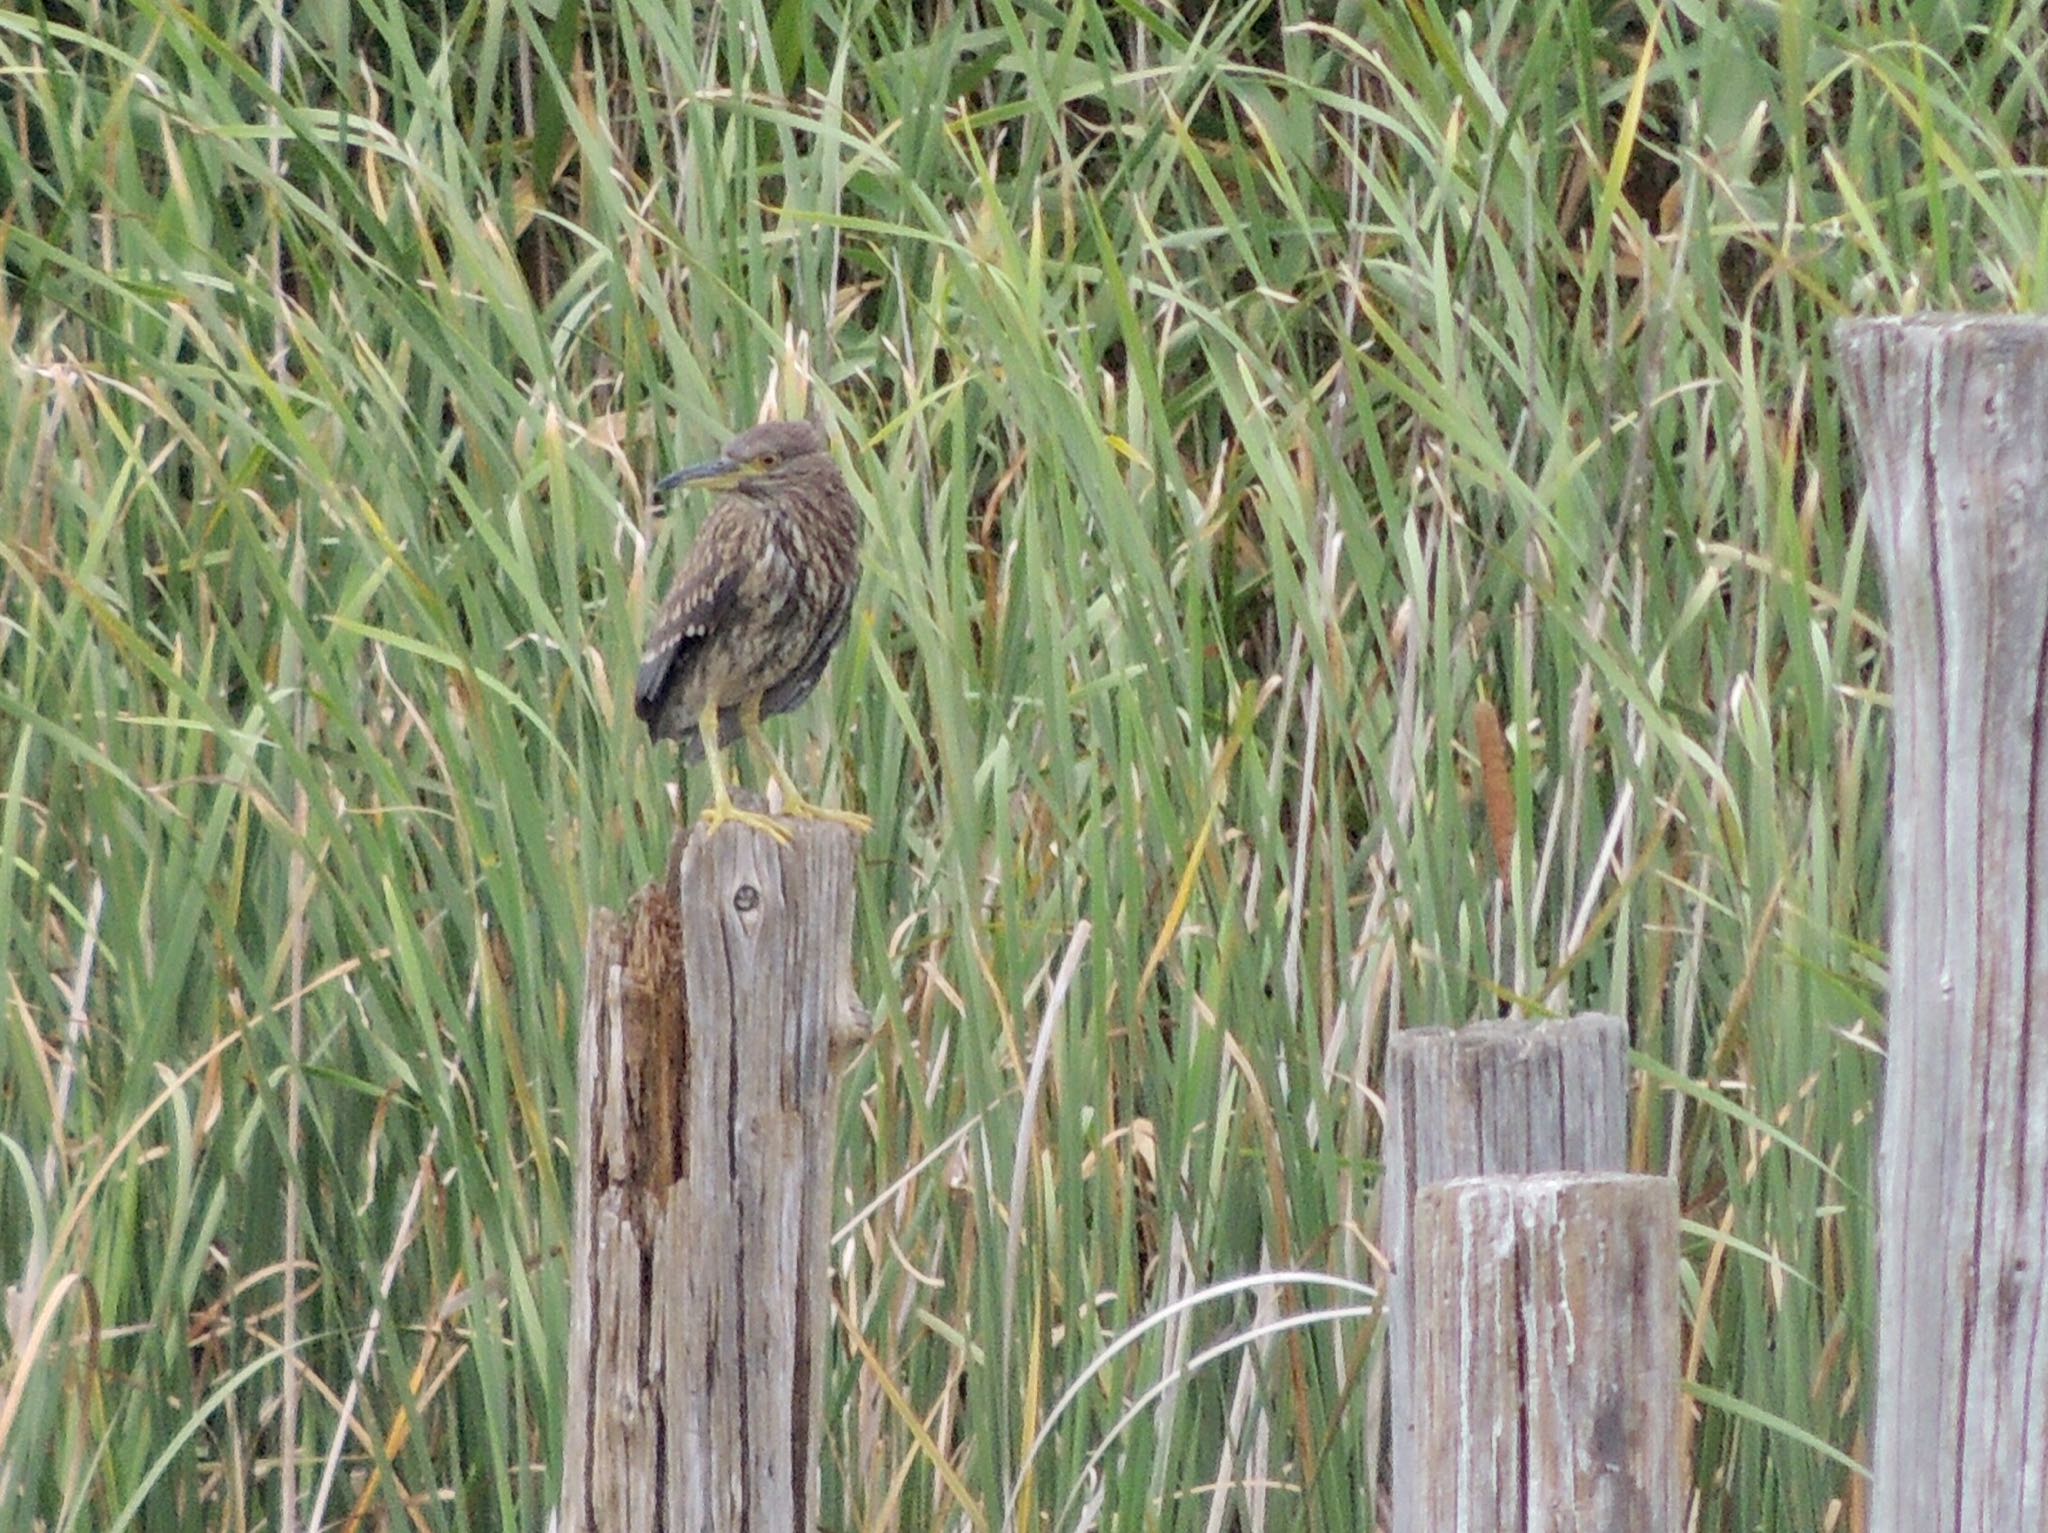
557 819 862 1533
1408 1173 1679 1532
1385 1015 1629 1532
1838 315 2048 1533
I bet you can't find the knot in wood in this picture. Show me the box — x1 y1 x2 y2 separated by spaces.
732 882 760 914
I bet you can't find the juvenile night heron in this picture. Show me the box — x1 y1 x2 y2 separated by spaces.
635 418 869 841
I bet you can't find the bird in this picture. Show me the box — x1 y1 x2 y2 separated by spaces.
634 418 870 842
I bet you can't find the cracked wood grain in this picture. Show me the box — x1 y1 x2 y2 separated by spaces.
1840 315 2048 1533
558 819 862 1533
1385 1015 1631 1531
1408 1173 1679 1533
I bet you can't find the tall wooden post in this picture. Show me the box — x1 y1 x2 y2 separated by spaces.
1838 315 2048 1533
1408 1173 1679 1532
1384 1015 1630 1531
557 820 862 1533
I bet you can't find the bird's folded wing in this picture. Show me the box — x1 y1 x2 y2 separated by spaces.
634 512 754 722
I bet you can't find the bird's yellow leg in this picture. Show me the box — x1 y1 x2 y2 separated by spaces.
698 700 790 844
742 696 871 834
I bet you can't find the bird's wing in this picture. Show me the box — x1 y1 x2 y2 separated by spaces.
634 503 754 723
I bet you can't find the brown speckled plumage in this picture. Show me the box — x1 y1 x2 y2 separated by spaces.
635 418 861 778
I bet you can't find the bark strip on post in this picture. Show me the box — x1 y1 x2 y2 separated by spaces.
1384 1015 1630 1532
558 820 860 1533
1408 1173 1680 1532
1838 315 2048 1533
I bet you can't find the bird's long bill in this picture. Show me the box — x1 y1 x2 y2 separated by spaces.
652 456 742 508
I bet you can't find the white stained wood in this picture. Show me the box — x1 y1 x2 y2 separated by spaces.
1839 314 2048 1533
1409 1173 1680 1533
558 819 858 1533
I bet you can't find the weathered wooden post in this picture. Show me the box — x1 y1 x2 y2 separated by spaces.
557 820 863 1532
1838 314 2048 1533
1384 1014 1678 1531
1384 1015 1630 1528
1408 1173 1679 1532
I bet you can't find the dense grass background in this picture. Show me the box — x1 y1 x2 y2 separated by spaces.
3 0 2043 1527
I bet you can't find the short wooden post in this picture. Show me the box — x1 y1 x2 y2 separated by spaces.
1409 1173 1679 1531
1384 1015 1630 1532
557 820 862 1533
1838 315 2048 1533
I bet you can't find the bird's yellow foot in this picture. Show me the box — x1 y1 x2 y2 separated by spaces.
699 798 792 845
768 777 872 834
790 802 872 834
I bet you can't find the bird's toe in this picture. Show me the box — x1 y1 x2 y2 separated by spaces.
699 801 794 846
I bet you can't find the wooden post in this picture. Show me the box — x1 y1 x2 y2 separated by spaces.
557 820 862 1533
1838 315 2048 1533
1384 1015 1630 1532
1408 1173 1679 1531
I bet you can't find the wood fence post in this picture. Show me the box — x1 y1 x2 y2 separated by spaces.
1838 314 2048 1533
557 819 862 1533
1409 1173 1679 1532
1383 1015 1630 1532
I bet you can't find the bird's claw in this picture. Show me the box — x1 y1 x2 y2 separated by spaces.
766 771 871 834
788 802 872 835
699 802 793 845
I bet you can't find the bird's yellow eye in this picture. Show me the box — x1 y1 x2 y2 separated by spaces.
752 451 780 468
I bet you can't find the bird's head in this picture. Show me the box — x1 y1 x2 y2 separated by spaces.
653 419 829 507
